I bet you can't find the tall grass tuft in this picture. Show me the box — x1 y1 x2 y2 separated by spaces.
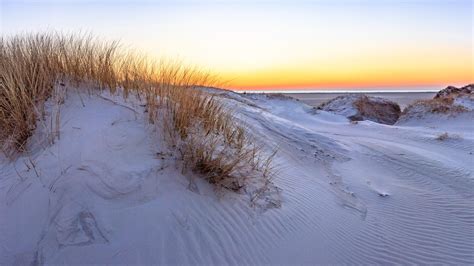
0 33 121 153
0 32 275 191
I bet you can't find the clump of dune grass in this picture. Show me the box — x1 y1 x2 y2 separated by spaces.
352 95 401 125
403 96 468 116
436 132 449 141
142 64 275 191
0 33 121 154
435 132 461 141
0 32 276 193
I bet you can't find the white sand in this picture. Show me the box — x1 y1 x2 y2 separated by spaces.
1 88 473 265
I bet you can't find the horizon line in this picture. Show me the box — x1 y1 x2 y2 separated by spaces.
232 89 440 94
229 85 445 94
226 84 458 91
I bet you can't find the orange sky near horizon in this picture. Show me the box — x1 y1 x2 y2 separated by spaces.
3 0 473 90
222 53 473 90
220 47 473 90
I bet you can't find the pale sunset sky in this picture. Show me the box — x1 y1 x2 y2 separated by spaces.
1 0 473 90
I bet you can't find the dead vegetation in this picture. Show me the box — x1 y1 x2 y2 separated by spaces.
436 132 449 141
435 132 461 141
0 32 276 192
435 84 473 99
318 94 401 125
352 95 401 125
0 33 120 154
403 96 468 116
398 86 472 123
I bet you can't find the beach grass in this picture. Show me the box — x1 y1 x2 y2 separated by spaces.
0 32 274 190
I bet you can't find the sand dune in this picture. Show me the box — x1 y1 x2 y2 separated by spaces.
283 91 436 109
1 88 473 265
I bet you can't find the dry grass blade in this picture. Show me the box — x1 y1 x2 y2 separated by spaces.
0 32 276 194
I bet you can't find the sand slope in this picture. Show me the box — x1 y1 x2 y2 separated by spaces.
1 89 473 265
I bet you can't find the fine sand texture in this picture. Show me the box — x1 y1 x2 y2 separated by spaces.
1 88 472 265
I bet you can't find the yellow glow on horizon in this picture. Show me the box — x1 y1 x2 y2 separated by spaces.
217 46 473 90
4 1 472 90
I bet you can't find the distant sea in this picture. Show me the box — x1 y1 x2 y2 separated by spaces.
234 87 442 108
234 86 441 94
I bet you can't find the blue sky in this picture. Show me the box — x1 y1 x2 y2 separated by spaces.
1 0 472 89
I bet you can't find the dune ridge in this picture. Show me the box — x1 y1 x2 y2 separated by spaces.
2 86 473 264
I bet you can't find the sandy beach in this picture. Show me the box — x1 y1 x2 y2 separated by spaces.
2 1 472 262
2 86 473 264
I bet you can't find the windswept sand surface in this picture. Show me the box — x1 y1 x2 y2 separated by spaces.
284 92 436 108
1 89 473 265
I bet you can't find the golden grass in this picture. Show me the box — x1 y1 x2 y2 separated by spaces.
403 96 468 115
352 95 401 125
0 32 274 191
0 33 121 153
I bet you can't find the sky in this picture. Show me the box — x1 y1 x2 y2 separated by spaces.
1 0 473 90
